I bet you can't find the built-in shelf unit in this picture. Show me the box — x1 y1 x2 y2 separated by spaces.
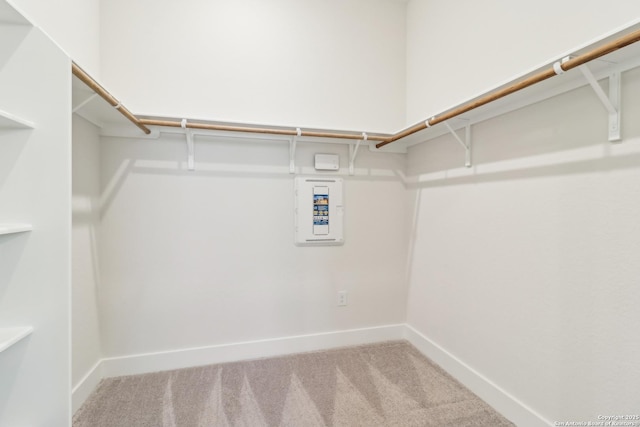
0 0 71 425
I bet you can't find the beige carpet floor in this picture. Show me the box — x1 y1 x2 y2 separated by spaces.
73 341 514 426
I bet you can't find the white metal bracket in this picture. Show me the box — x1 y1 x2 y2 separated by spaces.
349 132 367 175
289 128 301 174
182 119 195 171
443 121 471 168
578 65 621 142
72 93 99 114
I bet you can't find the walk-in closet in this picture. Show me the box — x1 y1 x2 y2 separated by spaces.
1 0 639 425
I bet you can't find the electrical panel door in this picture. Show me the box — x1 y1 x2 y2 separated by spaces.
294 177 344 245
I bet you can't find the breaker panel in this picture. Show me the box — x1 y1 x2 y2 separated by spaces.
294 177 344 246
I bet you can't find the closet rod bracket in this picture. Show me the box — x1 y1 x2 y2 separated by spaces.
72 93 99 114
182 119 195 171
349 133 367 175
290 128 301 174
443 120 471 168
578 65 621 142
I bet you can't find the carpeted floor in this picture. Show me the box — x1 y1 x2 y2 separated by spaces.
73 341 514 426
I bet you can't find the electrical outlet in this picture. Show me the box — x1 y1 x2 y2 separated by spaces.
337 290 348 306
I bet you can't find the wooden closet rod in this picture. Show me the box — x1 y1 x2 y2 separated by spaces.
138 119 389 142
72 27 640 147
376 28 640 149
72 63 151 135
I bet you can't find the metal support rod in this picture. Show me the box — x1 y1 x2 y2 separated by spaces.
578 66 621 141
443 122 471 168
608 71 621 141
186 130 195 171
348 143 359 175
72 93 99 114
465 124 471 167
182 119 195 171
289 128 300 174
349 133 366 175
578 65 617 115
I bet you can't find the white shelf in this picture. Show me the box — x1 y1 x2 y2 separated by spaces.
0 223 32 235
0 109 35 129
72 75 132 130
0 327 33 353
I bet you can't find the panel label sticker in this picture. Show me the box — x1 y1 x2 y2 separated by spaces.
313 187 329 235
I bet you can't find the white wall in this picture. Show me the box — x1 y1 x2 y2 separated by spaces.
98 134 409 358
405 0 640 126
9 0 100 77
72 116 103 392
405 67 640 424
100 0 406 134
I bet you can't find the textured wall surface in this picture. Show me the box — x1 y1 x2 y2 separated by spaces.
11 0 100 76
72 116 103 389
405 68 640 422
98 135 409 358
100 0 406 133
406 0 640 125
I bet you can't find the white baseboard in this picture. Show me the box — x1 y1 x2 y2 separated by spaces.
72 360 104 414
102 324 405 378
403 324 552 427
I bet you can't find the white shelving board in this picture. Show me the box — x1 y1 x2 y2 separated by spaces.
0 327 33 353
0 223 32 235
0 109 35 129
72 75 134 130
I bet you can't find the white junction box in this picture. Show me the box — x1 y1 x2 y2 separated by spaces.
314 153 340 171
294 177 344 245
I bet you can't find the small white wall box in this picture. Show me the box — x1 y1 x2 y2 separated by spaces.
314 153 340 171
294 177 344 245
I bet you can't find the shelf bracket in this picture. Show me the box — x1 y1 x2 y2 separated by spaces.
443 121 471 168
72 93 99 114
349 132 367 175
578 65 621 142
182 119 195 171
290 128 301 174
